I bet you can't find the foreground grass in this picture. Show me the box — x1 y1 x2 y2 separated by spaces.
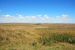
0 24 75 50
39 33 75 45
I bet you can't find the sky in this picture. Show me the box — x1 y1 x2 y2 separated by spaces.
0 0 75 23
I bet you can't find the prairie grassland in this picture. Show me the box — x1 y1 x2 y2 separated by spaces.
0 24 75 50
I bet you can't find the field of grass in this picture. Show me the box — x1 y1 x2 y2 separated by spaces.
0 24 75 50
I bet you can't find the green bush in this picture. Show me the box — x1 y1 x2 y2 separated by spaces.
53 34 75 44
39 33 75 45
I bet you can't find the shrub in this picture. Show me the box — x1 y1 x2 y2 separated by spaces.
39 33 75 45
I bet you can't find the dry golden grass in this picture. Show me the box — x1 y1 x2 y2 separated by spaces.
0 24 75 50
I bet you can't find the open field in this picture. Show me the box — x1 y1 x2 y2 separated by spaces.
0 24 75 50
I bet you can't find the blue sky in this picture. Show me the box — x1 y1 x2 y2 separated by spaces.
0 0 75 23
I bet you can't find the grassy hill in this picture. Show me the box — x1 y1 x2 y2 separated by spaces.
0 24 75 50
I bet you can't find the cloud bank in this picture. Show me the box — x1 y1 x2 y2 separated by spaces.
0 14 75 23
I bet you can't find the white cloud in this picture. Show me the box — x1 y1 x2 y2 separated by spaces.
55 14 70 23
4 14 11 17
0 14 74 23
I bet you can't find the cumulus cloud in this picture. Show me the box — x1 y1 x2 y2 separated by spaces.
54 14 70 23
0 14 74 23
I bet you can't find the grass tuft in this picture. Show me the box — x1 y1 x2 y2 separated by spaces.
39 33 75 45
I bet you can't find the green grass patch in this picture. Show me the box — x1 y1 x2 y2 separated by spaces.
39 33 75 45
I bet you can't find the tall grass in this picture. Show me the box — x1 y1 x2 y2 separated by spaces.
0 24 75 50
39 33 75 45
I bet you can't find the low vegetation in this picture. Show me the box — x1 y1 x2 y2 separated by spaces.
0 24 75 50
39 33 75 46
